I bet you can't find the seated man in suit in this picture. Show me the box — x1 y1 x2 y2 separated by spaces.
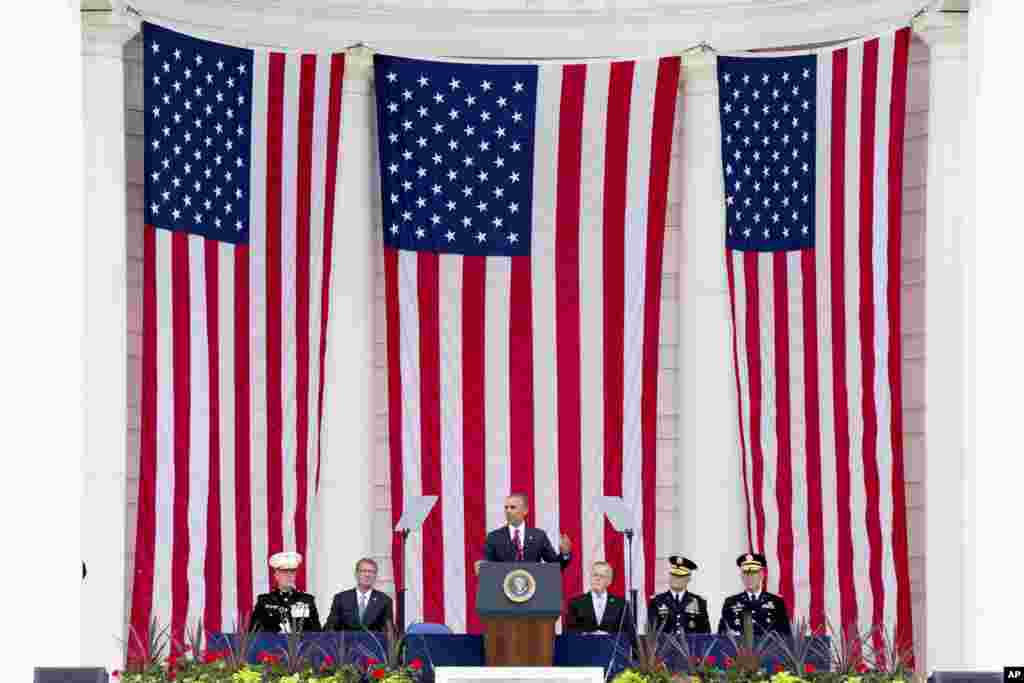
479 493 571 572
566 561 633 636
324 557 394 632
717 552 791 640
648 555 711 634
250 551 321 632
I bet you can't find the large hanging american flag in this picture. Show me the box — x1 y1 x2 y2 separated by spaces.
376 54 680 633
130 22 345 648
717 28 913 660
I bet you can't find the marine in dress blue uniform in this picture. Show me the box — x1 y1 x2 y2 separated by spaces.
647 555 711 635
716 553 790 639
249 551 322 633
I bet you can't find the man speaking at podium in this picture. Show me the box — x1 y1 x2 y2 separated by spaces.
482 493 572 569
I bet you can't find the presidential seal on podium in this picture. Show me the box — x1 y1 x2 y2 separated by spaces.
502 568 537 603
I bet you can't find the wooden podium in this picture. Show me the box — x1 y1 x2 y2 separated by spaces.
476 562 562 666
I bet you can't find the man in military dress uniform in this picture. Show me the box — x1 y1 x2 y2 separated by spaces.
647 556 711 634
716 553 790 639
249 551 322 632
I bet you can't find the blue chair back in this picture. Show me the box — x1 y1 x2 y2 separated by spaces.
407 622 453 635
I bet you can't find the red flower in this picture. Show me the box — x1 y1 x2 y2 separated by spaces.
366 657 380 666
774 663 785 673
372 668 386 679
856 663 870 674
804 664 817 674
111 672 121 679
323 655 335 668
724 656 734 669
410 659 423 671
705 655 717 666
167 670 177 681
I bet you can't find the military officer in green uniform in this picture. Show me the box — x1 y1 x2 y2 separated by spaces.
647 555 711 634
249 551 322 632
717 552 790 639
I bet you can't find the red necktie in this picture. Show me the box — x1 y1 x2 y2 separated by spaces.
513 528 523 561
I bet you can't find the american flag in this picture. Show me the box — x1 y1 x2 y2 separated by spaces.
376 54 680 633
718 28 913 661
130 22 345 648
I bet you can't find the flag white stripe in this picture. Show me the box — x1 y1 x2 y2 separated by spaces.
788 249 810 623
153 228 175 631
397 249 424 626
622 59 658 629
842 40 873 631
577 62 608 593
217 241 238 629
814 50 841 631
530 64 562 562
303 54 329 592
484 258 512 535
731 248 753 562
186 235 211 631
872 33 899 637
757 249 780 595
439 253 467 632
280 53 300 557
248 48 270 596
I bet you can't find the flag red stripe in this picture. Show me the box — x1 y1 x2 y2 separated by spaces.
602 60 631 598
462 255 487 635
509 258 535 506
293 54 316 591
384 248 405 603
829 46 859 633
743 252 766 553
857 39 886 651
203 240 223 632
800 247 827 630
772 252 795 610
234 247 254 624
555 63 586 605
642 56 681 599
887 27 914 662
417 251 445 624
129 225 159 651
315 54 345 493
170 232 192 651
726 250 755 547
264 52 286 558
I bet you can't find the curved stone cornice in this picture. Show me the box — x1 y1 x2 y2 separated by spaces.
128 0 933 58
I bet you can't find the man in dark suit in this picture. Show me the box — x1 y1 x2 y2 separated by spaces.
566 561 633 636
324 557 394 632
648 555 711 634
717 552 791 639
250 552 322 632
479 493 572 573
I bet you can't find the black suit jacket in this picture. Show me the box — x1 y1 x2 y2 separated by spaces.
565 592 633 636
716 591 790 639
324 588 394 632
484 526 571 569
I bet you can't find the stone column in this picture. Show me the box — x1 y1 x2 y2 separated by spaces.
676 51 747 622
80 7 138 672
314 50 377 612
915 12 970 672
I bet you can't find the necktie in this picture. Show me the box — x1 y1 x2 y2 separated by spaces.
513 528 523 561
358 593 368 623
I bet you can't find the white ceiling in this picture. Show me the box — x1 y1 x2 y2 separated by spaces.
114 0 951 57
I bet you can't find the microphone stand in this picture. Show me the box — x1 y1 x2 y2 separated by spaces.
624 529 638 633
396 529 409 629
